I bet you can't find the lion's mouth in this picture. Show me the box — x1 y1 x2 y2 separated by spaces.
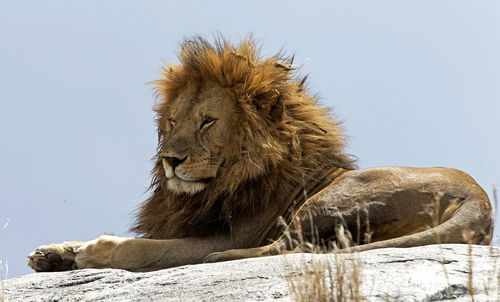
162 159 224 194
196 177 214 184
174 174 213 184
166 159 224 182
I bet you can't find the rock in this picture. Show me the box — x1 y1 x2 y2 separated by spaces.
3 244 499 301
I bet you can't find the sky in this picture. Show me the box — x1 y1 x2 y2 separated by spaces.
1 1 499 278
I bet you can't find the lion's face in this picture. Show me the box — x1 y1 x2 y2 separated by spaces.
160 85 238 195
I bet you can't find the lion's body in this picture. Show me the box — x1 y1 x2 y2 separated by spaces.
28 37 492 273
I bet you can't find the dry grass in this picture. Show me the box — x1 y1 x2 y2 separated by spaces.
286 252 362 302
0 262 3 302
283 215 364 302
468 183 500 301
493 183 499 301
461 230 475 301
0 218 10 302
493 183 499 246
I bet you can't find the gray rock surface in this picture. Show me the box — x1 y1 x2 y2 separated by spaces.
3 244 499 301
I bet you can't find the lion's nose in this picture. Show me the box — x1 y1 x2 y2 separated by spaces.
162 155 187 169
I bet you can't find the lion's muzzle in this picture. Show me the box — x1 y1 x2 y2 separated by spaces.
162 154 222 194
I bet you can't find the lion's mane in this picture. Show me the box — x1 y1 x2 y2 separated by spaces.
132 37 356 239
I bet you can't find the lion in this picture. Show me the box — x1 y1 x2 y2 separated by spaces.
28 37 493 272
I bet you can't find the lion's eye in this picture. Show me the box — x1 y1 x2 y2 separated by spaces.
200 117 216 130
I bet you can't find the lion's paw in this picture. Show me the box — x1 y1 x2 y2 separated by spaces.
203 248 260 263
28 241 83 272
203 251 228 263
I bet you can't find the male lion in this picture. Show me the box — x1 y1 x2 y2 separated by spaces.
28 37 493 272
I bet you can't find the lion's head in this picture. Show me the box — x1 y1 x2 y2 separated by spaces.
157 85 236 195
132 37 355 238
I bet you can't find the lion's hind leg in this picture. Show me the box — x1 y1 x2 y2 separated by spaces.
341 197 493 253
204 196 493 263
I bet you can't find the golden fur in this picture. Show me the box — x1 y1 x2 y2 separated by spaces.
28 37 492 273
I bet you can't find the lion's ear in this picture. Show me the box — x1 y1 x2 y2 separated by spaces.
255 89 284 122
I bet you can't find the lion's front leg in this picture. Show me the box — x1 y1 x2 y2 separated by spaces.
28 235 154 272
29 235 235 272
28 236 124 272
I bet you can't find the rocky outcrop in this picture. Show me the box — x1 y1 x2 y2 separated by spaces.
3 244 499 301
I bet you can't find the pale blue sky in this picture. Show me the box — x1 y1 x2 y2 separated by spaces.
1 1 499 278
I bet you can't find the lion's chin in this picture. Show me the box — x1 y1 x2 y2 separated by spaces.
166 177 207 195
